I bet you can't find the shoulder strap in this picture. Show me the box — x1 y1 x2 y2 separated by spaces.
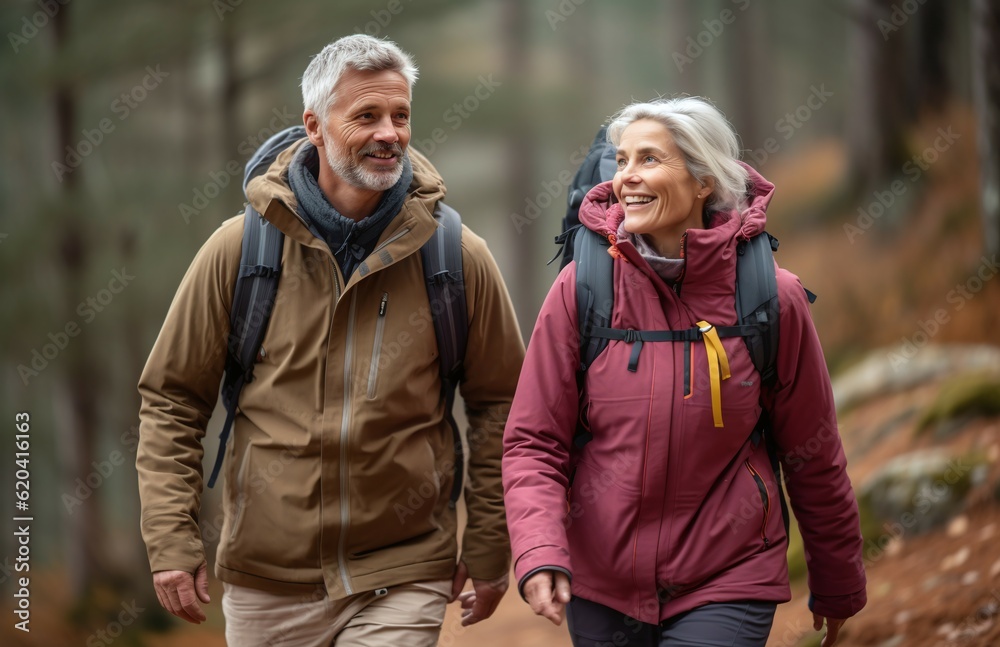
421 201 468 507
574 227 614 372
207 205 284 489
735 232 780 388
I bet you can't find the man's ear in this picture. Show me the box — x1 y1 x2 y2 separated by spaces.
303 110 324 147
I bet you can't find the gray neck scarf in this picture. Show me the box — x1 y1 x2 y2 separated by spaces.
617 221 685 284
288 142 413 279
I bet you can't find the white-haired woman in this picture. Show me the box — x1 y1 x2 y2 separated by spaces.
502 97 866 647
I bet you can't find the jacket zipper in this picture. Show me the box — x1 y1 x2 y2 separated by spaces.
367 293 389 399
229 445 253 540
336 288 359 595
745 460 771 548
373 227 411 255
673 231 688 296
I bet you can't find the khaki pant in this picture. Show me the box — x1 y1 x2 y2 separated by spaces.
222 579 451 647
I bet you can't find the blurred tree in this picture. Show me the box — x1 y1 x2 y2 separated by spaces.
49 0 109 606
846 0 909 196
973 0 1000 255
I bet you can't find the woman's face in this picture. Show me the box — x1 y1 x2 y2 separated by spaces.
612 119 711 256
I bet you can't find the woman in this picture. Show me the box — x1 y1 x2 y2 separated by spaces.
502 97 866 647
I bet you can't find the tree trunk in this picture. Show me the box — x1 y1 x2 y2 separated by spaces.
846 0 909 197
51 5 106 604
502 0 537 336
973 0 1000 255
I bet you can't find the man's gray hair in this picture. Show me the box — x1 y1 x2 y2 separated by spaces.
606 97 749 213
301 34 418 124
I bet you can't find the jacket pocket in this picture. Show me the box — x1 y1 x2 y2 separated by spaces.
744 459 771 548
366 292 389 400
229 445 253 540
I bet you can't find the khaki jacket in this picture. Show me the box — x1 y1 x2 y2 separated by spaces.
137 143 524 597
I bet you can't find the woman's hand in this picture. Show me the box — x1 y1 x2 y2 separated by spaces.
813 613 847 647
523 570 572 625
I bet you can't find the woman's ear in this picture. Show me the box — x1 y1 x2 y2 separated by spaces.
698 177 716 200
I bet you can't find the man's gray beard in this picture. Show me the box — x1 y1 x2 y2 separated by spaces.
325 140 403 193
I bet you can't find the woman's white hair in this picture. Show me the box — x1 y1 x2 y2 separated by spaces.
301 35 418 124
606 97 749 213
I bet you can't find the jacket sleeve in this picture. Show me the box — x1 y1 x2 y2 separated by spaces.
502 263 581 590
769 268 867 619
136 219 241 574
456 229 526 581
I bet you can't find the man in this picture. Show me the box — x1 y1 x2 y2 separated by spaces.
137 34 524 646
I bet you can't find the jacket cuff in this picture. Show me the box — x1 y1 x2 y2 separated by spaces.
808 587 867 619
517 566 573 601
142 514 205 574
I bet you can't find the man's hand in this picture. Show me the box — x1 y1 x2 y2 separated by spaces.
449 560 509 626
813 613 846 647
522 569 571 626
153 561 211 624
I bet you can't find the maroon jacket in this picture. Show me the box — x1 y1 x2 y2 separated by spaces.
502 165 866 624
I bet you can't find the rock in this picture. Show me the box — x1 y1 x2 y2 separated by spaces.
946 514 969 537
936 622 955 636
876 636 904 647
962 571 981 586
894 610 911 626
831 344 1000 412
979 523 996 542
991 558 1000 578
858 450 988 537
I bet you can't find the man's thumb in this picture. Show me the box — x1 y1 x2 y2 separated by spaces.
195 562 211 603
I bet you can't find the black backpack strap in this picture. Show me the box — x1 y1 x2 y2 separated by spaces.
421 202 468 508
735 231 792 535
207 205 284 489
575 227 615 372
735 232 780 388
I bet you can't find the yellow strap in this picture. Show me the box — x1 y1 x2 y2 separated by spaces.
697 321 731 427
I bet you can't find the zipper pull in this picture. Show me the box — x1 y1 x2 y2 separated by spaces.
378 292 388 317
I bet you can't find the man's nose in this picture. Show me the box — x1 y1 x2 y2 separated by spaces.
373 116 399 143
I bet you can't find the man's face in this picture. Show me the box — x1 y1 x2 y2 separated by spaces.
321 68 411 192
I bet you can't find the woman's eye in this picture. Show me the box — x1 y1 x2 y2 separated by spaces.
616 159 627 169
644 155 657 164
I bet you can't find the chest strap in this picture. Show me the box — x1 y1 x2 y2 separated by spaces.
590 322 761 427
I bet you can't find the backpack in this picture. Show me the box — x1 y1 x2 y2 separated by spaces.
555 125 817 534
206 127 469 512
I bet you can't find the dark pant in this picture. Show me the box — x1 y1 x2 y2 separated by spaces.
566 596 776 647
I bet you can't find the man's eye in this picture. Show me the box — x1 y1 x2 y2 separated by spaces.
644 155 657 164
359 113 374 120
395 113 409 121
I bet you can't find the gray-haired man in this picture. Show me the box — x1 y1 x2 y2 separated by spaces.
137 34 524 645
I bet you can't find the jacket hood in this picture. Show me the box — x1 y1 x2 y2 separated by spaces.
577 161 774 242
243 128 447 227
